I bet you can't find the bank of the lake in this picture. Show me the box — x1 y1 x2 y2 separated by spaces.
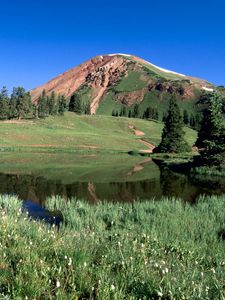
0 194 224 299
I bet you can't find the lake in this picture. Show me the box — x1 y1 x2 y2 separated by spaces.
0 152 224 204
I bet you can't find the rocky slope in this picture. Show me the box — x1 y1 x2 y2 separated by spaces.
31 54 215 115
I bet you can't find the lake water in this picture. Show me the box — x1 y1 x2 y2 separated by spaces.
0 154 224 204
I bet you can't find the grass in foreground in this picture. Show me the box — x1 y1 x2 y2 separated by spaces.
0 195 224 299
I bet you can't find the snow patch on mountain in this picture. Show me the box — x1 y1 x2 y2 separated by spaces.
108 53 131 57
202 86 214 92
146 61 186 77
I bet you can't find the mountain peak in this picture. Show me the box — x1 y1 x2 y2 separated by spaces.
31 54 214 114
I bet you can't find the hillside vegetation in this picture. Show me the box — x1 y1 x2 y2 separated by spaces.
0 112 197 153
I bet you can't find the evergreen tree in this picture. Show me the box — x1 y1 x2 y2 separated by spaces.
0 86 9 120
183 110 189 125
189 114 196 128
162 112 167 123
128 110 132 118
132 103 140 118
9 97 18 119
69 93 82 114
58 95 67 116
47 92 56 115
84 101 91 115
153 95 191 153
119 106 123 117
38 90 48 118
122 106 127 117
33 104 38 119
11 87 33 119
195 93 225 165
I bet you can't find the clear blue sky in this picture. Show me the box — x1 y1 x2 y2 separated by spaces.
0 0 225 91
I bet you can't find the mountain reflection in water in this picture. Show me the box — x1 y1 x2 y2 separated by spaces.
0 165 224 205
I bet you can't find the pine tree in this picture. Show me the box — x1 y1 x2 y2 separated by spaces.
69 93 82 114
47 92 55 115
189 114 196 128
183 110 189 125
11 87 33 119
9 97 18 119
128 110 132 118
38 90 48 118
84 101 91 115
122 106 127 117
162 112 167 123
195 93 225 165
132 103 140 118
153 95 191 153
58 95 67 116
0 86 9 120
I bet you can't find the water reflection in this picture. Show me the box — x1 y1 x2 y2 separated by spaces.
0 164 225 205
22 200 63 227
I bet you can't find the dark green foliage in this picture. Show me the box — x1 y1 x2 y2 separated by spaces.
195 93 225 166
10 87 33 119
38 90 48 118
132 103 140 118
119 105 127 117
69 93 82 114
162 112 167 123
183 110 189 125
128 110 132 118
189 114 196 128
83 101 91 115
143 106 159 121
0 87 9 120
154 95 191 153
47 92 56 115
58 95 67 116
9 97 18 119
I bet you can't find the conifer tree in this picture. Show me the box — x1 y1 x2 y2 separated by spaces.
11 87 33 119
195 93 225 165
0 86 9 120
58 95 67 116
38 90 47 118
132 103 140 118
183 110 189 125
154 95 191 153
84 101 91 115
47 92 56 115
69 93 82 114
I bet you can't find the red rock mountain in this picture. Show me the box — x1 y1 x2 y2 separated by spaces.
31 54 214 115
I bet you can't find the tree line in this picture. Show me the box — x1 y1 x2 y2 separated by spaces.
0 87 68 120
0 87 91 120
112 104 201 129
112 104 159 121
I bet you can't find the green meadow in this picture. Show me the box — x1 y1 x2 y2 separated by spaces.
0 112 197 153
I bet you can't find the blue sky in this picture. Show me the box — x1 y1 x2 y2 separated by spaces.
0 0 225 91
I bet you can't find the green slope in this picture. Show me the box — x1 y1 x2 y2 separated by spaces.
0 112 197 153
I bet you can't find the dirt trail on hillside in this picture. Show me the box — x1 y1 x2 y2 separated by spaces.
127 157 152 176
129 124 155 153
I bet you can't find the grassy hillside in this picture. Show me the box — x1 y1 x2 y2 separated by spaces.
0 112 197 153
0 194 224 299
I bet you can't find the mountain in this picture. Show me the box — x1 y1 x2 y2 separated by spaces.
30 54 216 116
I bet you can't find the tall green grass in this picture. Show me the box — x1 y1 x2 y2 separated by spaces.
0 194 224 299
